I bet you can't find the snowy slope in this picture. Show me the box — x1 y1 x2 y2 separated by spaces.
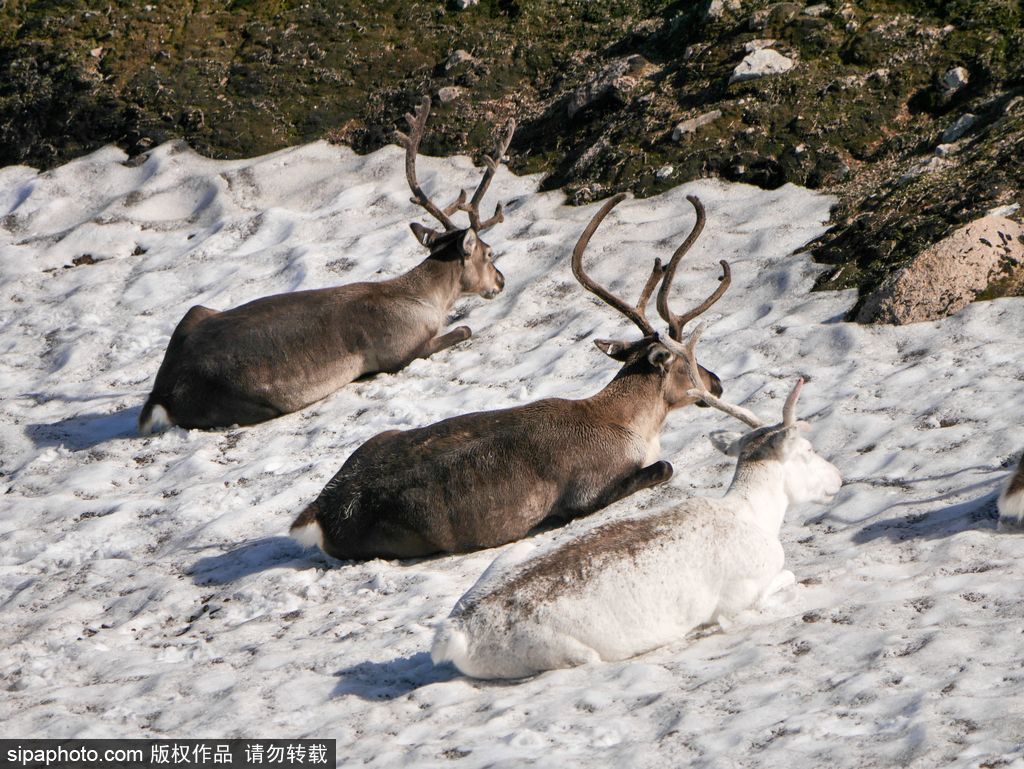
1 140 1022 768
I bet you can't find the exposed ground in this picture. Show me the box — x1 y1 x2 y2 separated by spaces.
1 0 1023 314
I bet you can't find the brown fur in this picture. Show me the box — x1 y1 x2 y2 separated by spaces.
1008 456 1024 497
141 231 503 430
293 340 722 560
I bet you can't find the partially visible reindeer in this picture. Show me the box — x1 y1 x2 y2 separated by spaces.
139 96 514 431
290 193 732 560
432 329 843 679
998 453 1024 531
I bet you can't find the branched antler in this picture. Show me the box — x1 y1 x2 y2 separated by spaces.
572 193 667 336
395 96 458 231
572 193 733 342
457 119 516 232
395 95 516 234
682 323 806 430
656 195 731 341
680 322 765 429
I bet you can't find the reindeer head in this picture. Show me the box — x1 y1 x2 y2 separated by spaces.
573 193 730 410
397 96 514 300
683 354 843 506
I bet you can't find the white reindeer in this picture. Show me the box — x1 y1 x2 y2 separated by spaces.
998 454 1024 531
431 325 843 679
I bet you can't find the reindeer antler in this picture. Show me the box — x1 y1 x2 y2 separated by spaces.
682 326 805 430
395 96 458 232
572 193 667 337
680 322 765 429
396 95 517 235
782 378 803 427
457 119 516 232
656 195 731 341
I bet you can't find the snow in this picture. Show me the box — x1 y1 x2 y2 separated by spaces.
1 139 1023 768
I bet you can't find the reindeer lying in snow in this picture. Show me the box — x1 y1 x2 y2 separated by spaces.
139 96 514 431
998 454 1024 531
431 326 843 679
290 193 732 560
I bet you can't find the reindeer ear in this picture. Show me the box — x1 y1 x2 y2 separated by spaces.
647 344 675 372
709 430 743 456
458 228 478 257
410 222 441 247
594 338 635 361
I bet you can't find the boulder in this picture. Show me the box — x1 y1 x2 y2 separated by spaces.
729 48 795 83
437 86 465 104
942 66 969 93
567 55 652 118
672 109 723 140
856 216 1024 324
704 0 742 21
941 113 977 143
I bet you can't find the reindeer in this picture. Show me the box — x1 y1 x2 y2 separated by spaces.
139 96 514 431
290 192 732 560
431 330 843 679
998 453 1024 531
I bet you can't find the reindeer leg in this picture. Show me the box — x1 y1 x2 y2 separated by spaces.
417 326 472 359
582 461 674 514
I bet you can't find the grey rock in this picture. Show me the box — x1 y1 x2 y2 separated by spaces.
704 0 742 21
941 113 977 143
729 48 795 83
672 109 723 140
942 66 969 92
437 86 465 104
568 55 651 118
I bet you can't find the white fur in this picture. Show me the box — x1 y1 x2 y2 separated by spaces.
998 488 1024 523
642 433 662 466
139 404 171 435
433 426 842 680
998 487 1024 527
290 519 325 550
997 456 1024 529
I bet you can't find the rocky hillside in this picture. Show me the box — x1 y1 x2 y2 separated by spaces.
2 0 1022 318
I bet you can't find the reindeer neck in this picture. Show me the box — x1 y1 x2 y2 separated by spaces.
723 460 789 535
391 256 463 311
587 367 668 438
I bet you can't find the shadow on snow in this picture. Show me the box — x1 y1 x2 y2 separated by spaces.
332 652 460 700
189 536 325 585
852 488 1001 544
26 406 141 450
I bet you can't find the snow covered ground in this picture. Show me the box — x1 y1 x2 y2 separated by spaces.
1 140 1022 768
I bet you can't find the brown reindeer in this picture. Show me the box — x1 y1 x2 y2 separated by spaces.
290 192 732 560
139 96 514 432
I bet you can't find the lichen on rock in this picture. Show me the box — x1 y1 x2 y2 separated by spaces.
856 216 1024 324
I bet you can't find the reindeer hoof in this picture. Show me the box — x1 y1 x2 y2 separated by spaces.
455 326 472 342
650 460 673 484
